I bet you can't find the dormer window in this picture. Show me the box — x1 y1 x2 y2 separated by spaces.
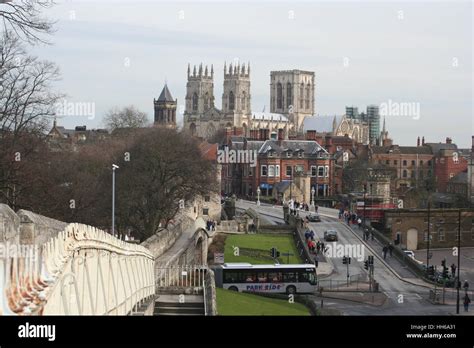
298 151 303 158
286 151 292 158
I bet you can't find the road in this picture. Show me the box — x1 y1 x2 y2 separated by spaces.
235 199 471 315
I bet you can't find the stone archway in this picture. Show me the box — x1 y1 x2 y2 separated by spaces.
194 237 204 264
193 229 209 265
406 228 418 250
190 123 197 136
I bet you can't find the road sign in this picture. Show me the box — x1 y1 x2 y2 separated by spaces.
214 252 224 264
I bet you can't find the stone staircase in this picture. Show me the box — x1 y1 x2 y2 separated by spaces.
154 294 205 316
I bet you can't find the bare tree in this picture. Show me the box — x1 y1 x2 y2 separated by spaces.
0 31 61 208
114 128 217 240
103 105 149 131
0 0 55 44
0 32 61 135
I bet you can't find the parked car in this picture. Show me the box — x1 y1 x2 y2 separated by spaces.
324 230 338 242
307 213 321 222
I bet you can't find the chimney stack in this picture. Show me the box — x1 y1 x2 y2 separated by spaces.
422 136 425 146
446 137 452 144
417 136 420 147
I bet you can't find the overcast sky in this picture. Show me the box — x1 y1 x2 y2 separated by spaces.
31 0 473 147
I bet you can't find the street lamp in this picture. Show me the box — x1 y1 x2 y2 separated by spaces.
112 164 119 237
257 187 261 206
311 186 315 209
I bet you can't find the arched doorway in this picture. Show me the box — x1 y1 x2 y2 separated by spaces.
406 228 418 250
190 123 196 136
194 236 204 264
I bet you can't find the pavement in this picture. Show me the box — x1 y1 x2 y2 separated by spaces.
414 247 474 287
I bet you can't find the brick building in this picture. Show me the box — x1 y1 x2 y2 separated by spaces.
370 141 434 191
384 209 474 250
221 137 331 203
427 138 468 193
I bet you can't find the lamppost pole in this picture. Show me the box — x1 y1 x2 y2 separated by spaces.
456 209 461 314
112 164 119 237
311 186 315 210
426 199 431 270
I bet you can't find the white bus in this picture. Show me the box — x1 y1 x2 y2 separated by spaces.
213 263 317 294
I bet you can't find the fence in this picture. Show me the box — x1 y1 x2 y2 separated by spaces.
155 265 208 288
1 223 155 315
317 274 368 292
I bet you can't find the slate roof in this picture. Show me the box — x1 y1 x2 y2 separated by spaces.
157 84 174 102
258 140 328 155
372 145 432 155
303 115 342 133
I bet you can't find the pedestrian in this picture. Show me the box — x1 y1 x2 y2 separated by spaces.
316 241 321 254
451 263 457 277
321 242 325 254
382 246 388 260
304 230 310 240
388 243 394 257
357 218 362 229
464 294 471 312
310 230 315 240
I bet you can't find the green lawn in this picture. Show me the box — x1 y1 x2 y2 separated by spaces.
216 287 310 316
224 234 301 264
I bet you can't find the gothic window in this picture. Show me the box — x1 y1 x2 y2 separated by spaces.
299 83 304 108
192 93 198 111
204 92 210 111
229 91 235 111
286 82 292 108
242 91 246 111
277 83 283 109
305 84 311 109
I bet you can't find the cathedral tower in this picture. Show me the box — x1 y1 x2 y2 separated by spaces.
184 63 215 116
222 61 251 134
270 70 315 133
154 84 177 128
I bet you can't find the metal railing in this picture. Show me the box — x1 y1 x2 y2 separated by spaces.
318 274 367 292
1 223 155 315
155 265 207 288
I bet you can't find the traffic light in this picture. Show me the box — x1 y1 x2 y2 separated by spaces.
270 247 280 258
441 259 446 268
364 260 369 270
342 256 351 265
368 256 374 265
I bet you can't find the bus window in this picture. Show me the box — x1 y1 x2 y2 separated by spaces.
283 272 297 282
268 272 282 282
257 272 268 282
298 270 317 285
298 271 310 282
308 272 317 285
244 272 256 283
224 272 239 283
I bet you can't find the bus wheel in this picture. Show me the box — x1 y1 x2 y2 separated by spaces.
229 286 238 292
286 286 296 295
